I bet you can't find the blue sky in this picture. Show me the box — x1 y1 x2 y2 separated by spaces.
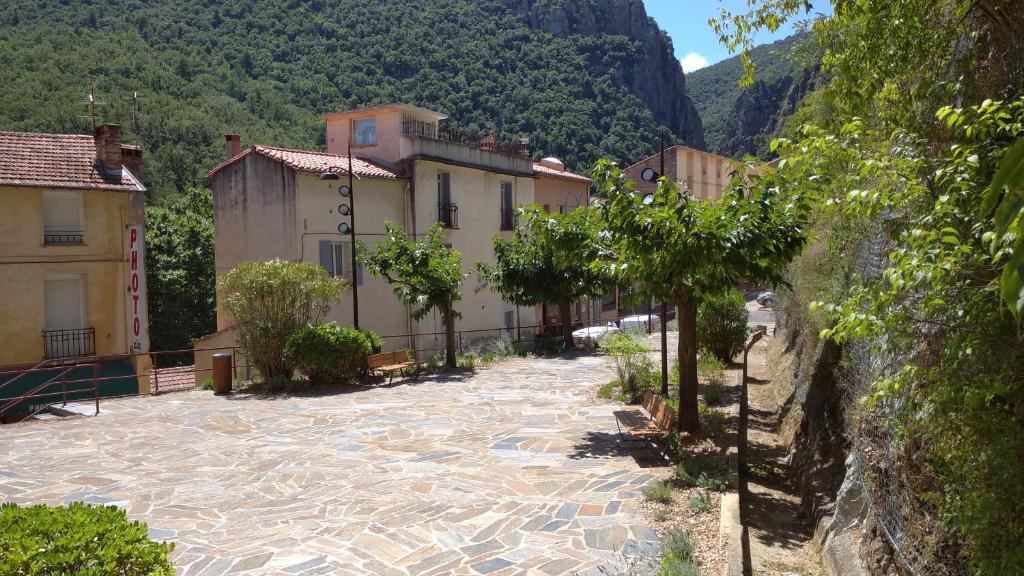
642 1 833 72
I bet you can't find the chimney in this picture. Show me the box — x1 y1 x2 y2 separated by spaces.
225 134 241 159
94 123 123 174
121 144 144 183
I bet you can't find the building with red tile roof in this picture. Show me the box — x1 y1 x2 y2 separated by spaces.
0 124 152 398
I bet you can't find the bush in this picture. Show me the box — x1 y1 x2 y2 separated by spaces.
284 323 381 385
600 331 656 403
219 260 346 382
697 354 726 404
697 288 749 363
657 528 699 576
0 502 174 575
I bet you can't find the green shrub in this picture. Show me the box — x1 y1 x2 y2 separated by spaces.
219 260 346 380
201 376 213 390
689 491 713 513
600 331 656 403
284 323 381 384
697 288 749 363
657 527 699 576
457 347 479 369
642 481 674 504
0 502 174 575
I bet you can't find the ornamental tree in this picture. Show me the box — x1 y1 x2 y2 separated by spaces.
594 160 809 432
360 222 465 368
479 205 614 348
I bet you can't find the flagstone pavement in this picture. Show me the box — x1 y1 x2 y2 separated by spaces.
0 353 667 575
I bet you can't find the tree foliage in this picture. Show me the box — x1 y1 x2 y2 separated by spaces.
360 223 464 368
594 161 809 431
145 186 215 352
218 260 346 382
0 0 693 199
719 0 1024 571
480 205 613 347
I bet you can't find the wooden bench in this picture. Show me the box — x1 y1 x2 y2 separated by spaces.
614 391 677 441
367 349 417 384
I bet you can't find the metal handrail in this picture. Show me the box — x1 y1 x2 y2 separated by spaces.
0 363 100 421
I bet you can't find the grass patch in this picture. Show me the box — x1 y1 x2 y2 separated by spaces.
642 481 674 504
597 381 629 403
657 527 699 576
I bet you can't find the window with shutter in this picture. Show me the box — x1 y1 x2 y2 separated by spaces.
332 242 363 286
43 191 83 245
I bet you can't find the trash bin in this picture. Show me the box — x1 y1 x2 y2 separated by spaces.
212 352 232 395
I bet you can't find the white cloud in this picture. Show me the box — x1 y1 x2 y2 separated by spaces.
679 52 709 73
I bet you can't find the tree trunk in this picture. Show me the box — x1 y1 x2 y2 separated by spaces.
676 292 700 433
444 301 457 369
559 299 575 349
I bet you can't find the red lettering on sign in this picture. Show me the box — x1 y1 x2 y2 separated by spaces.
131 249 137 271
132 272 139 292
130 227 137 247
134 317 140 336
133 293 139 314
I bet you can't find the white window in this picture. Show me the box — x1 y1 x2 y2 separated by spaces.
43 191 83 244
44 276 90 358
332 242 363 286
353 117 377 146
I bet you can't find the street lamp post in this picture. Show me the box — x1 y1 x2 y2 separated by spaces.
320 143 360 330
640 132 671 396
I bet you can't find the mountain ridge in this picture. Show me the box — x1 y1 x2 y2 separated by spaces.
687 32 819 158
0 0 704 197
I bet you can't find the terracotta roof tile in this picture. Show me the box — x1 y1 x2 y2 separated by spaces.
0 131 144 192
533 162 592 184
206 145 403 180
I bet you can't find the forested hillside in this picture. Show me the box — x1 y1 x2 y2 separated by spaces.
0 0 703 199
687 33 818 158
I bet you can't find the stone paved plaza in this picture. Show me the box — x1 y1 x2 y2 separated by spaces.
0 353 665 575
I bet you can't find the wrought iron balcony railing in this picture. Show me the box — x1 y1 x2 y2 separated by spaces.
43 328 95 359
43 229 85 245
438 203 459 229
402 118 530 158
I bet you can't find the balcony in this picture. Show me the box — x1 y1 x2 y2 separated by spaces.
402 117 534 176
43 328 95 359
438 203 459 229
43 229 85 245
500 208 516 231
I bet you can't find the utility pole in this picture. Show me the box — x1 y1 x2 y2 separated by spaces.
660 131 669 396
347 140 360 330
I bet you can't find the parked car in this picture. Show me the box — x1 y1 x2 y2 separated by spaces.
571 325 619 346
756 291 775 308
619 314 661 333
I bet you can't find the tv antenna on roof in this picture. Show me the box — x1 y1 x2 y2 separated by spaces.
87 71 98 130
131 91 140 141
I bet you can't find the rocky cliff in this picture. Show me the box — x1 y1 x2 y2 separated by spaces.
513 0 706 148
687 33 818 158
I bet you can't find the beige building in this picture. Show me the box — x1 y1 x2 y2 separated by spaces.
624 145 736 201
0 125 151 407
203 103 591 364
